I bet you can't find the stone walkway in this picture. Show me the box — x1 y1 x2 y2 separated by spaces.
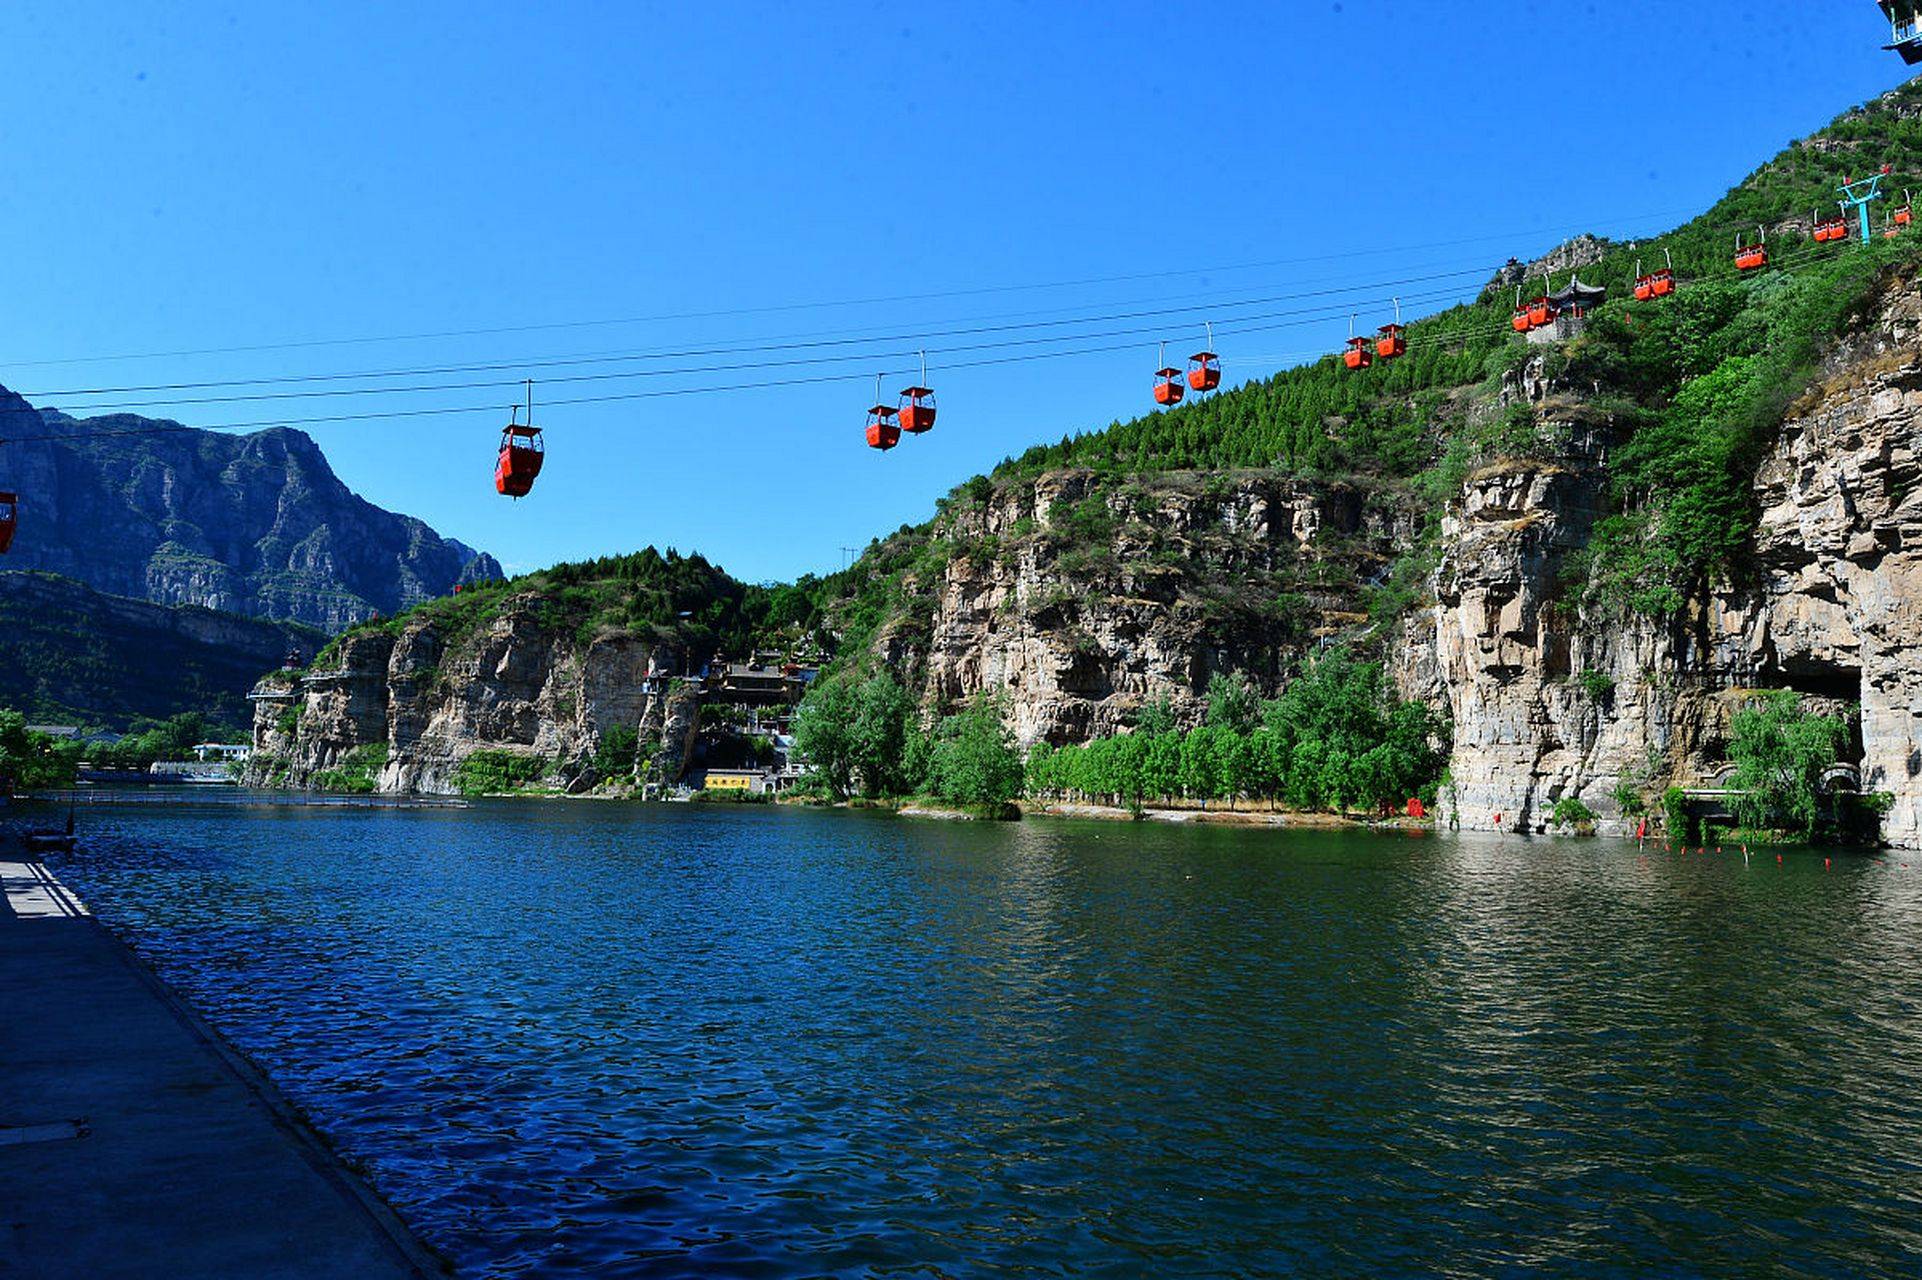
0 837 441 1278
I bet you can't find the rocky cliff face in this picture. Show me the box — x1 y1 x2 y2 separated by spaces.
0 383 499 631
888 468 1416 745
244 269 1922 848
249 606 688 795
1430 273 1922 843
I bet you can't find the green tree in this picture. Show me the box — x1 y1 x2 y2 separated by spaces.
792 675 859 798
1205 672 1260 736
930 694 1023 811
1135 697 1178 737
0 710 82 789
1727 691 1850 839
851 672 917 797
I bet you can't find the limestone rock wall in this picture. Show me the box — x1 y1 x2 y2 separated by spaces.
1430 273 1922 845
906 469 1414 746
250 607 682 795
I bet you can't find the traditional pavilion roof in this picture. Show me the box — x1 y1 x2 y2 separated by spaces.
1549 276 1608 307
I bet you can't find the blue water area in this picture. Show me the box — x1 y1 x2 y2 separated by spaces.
43 801 1922 1278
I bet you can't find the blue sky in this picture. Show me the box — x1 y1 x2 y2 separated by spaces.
0 2 1912 581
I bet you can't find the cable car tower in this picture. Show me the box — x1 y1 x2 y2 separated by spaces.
1881 2 1922 63
1840 167 1891 246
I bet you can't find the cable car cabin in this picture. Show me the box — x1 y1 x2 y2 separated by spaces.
1735 242 1769 272
494 425 545 498
1633 274 1656 302
865 404 901 451
1650 268 1675 298
1883 2 1922 63
897 386 936 434
1187 351 1221 392
1525 298 1557 329
1511 303 1532 334
1896 200 1914 228
1154 367 1185 405
1343 337 1373 370
0 491 15 554
1815 217 1849 244
1375 324 1407 360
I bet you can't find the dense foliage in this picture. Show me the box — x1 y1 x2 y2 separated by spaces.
0 710 82 788
319 545 822 669
1726 691 1852 840
927 694 1025 811
453 750 549 796
0 571 320 730
87 712 235 770
790 672 1020 811
1026 653 1445 815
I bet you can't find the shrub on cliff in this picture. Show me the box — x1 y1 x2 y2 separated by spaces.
314 743 388 794
453 750 548 797
1727 691 1850 840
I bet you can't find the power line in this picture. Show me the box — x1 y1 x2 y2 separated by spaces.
36 283 1480 417
0 205 1710 372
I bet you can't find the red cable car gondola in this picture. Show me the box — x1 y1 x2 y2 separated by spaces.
897 352 936 434
1375 297 1407 360
1187 322 1220 391
1153 342 1184 405
1735 228 1769 272
1634 249 1676 301
865 375 901 449
494 383 544 498
0 490 16 554
1511 286 1531 334
1343 316 1373 370
1650 248 1676 298
1895 190 1913 227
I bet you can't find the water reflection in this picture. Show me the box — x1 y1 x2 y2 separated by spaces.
45 804 1922 1278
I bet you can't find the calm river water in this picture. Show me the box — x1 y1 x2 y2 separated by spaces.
43 800 1922 1278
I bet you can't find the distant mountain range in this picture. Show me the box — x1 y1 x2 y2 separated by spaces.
0 382 500 632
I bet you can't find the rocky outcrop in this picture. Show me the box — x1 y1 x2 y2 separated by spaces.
901 469 1415 745
1431 274 1922 844
0 383 499 631
249 607 690 795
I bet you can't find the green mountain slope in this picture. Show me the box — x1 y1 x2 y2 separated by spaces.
0 570 323 731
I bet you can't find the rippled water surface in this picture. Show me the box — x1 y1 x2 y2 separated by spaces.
44 801 1922 1278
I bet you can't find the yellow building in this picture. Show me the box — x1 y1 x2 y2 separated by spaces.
703 770 761 792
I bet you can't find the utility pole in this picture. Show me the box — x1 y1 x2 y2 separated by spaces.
840 546 858 572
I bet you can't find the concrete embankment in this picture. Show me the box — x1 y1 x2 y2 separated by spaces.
0 835 440 1279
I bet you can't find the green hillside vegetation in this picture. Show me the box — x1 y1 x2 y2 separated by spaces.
0 570 322 731
315 545 831 669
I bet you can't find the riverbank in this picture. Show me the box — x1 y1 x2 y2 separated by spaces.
0 833 440 1279
1029 799 1431 830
